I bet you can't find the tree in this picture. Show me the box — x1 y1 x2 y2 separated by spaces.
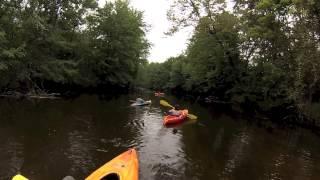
84 0 149 87
0 0 149 94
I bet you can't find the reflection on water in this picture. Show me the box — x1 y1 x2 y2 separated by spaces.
221 128 252 178
67 130 95 175
135 107 186 180
0 94 320 180
0 137 24 179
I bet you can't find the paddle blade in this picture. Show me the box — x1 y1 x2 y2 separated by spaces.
12 175 28 180
160 100 174 108
187 114 198 120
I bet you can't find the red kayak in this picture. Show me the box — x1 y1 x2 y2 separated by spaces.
163 110 188 126
154 92 165 97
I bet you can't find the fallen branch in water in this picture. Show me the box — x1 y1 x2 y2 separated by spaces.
0 91 61 99
27 95 61 99
96 149 108 153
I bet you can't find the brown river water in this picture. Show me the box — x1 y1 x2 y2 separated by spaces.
0 94 320 180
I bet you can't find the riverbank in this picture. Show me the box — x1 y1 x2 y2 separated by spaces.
166 91 320 132
0 91 61 99
0 83 131 100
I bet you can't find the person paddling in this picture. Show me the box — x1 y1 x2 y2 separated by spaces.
136 98 145 104
168 104 182 116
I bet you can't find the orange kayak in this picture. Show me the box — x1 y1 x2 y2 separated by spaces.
86 149 139 180
163 110 188 126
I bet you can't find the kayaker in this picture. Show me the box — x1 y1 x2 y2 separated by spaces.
168 104 182 116
62 176 75 180
136 98 145 104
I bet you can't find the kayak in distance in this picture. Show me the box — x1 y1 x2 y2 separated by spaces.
130 100 151 106
86 148 139 180
163 109 188 126
154 92 165 97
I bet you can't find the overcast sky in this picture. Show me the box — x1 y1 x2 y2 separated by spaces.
99 0 233 63
126 0 194 62
98 0 192 62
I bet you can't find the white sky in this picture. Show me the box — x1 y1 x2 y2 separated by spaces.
99 0 193 62
99 0 234 63
126 0 194 62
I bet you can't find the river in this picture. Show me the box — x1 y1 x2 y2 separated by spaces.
0 94 320 180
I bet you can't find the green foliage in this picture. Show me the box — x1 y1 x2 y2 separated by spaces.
85 0 149 87
0 0 148 92
139 0 320 114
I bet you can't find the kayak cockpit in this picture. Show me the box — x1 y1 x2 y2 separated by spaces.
101 173 120 180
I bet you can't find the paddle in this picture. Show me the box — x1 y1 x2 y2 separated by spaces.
160 100 198 120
